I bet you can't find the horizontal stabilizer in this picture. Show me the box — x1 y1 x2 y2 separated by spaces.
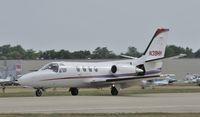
120 55 138 59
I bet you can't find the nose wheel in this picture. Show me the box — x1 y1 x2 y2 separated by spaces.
69 88 79 96
35 89 42 97
111 86 118 96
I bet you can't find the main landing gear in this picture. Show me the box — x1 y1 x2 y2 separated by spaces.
35 87 118 96
69 88 79 96
111 86 118 96
35 89 42 97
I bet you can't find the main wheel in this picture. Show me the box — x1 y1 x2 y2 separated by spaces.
70 88 79 96
111 86 118 96
35 89 42 97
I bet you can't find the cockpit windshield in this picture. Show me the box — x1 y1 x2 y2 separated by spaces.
40 63 59 72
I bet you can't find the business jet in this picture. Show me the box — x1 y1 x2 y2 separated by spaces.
18 28 169 96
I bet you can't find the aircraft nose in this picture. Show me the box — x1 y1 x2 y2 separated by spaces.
18 73 32 86
17 75 26 86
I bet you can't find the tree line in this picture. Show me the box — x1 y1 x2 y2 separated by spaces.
0 44 199 60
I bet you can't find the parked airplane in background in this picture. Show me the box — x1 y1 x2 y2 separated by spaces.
163 74 177 83
18 28 169 96
0 76 12 86
184 73 200 86
141 74 177 89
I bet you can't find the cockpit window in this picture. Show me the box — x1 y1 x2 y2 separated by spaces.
76 67 80 72
41 63 59 72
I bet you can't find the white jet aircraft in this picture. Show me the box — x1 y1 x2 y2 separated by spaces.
18 28 169 96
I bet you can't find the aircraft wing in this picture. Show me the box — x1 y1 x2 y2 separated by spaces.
106 75 160 82
0 76 12 85
90 75 160 86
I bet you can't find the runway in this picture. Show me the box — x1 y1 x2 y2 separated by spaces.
0 93 200 113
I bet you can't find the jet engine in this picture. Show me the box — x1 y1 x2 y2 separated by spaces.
110 64 144 75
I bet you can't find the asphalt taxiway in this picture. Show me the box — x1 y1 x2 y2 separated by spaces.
0 93 200 113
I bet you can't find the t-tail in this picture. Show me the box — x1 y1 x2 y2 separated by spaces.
143 28 169 61
138 28 169 76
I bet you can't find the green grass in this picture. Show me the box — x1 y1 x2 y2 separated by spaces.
1 113 200 117
0 84 200 97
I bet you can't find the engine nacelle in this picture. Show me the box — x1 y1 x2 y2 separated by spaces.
110 64 144 75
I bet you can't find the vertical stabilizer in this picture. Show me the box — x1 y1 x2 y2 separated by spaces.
143 28 169 62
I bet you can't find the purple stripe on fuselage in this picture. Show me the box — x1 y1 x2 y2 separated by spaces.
40 68 161 81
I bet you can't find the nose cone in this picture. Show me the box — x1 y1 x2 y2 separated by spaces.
18 73 33 86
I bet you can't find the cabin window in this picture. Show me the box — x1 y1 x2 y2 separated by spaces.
82 66 87 72
59 68 67 73
94 67 98 72
62 68 67 72
76 67 80 72
88 67 92 72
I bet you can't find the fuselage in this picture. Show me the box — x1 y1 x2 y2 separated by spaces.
18 59 148 89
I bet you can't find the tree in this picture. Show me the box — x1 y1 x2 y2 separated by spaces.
195 49 200 58
44 50 57 59
165 45 194 58
25 49 37 59
185 47 194 58
165 45 175 57
0 44 199 59
57 50 72 59
0 45 26 59
92 47 117 59
125 46 141 57
72 50 91 59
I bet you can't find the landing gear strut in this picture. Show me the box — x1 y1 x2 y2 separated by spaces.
111 86 118 96
35 89 42 97
69 88 79 96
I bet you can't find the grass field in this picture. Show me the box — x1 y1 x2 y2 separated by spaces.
0 84 200 97
1 113 200 117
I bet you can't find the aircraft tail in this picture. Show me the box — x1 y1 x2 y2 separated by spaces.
137 28 169 76
143 28 169 61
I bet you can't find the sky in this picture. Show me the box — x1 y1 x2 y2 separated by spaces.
0 0 200 54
